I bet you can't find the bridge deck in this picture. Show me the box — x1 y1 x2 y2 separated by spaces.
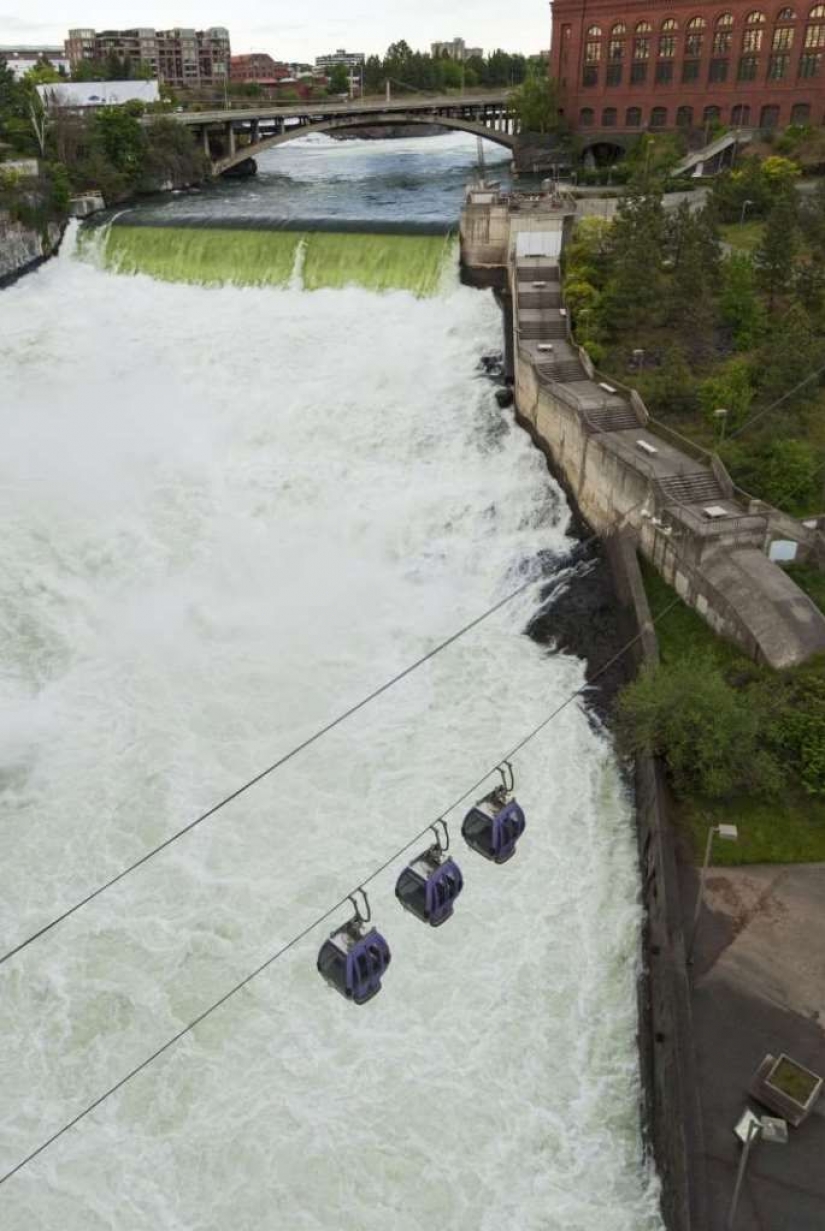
162 93 510 128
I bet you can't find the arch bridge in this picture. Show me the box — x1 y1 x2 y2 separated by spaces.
159 92 516 176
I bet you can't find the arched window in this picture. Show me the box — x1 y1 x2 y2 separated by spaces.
626 105 642 125
677 105 694 126
803 8 825 45
611 22 627 34
602 106 617 125
745 10 766 22
791 101 811 121
777 7 796 17
704 104 722 120
580 107 594 126
635 19 652 31
687 16 707 28
810 3 825 14
609 36 625 58
760 103 780 126
651 105 668 126
662 17 679 29
716 12 734 25
731 102 751 123
586 25 603 36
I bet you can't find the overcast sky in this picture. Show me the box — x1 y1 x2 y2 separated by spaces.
1 1 551 60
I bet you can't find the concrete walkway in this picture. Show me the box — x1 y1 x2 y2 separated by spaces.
682 862 825 1230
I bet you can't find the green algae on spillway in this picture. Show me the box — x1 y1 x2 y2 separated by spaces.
87 224 455 296
301 232 454 295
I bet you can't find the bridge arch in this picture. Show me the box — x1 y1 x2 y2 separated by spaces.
212 112 517 176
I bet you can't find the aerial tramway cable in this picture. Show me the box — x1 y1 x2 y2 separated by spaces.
0 592 679 1189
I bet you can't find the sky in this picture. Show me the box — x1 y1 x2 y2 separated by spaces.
0 1 551 60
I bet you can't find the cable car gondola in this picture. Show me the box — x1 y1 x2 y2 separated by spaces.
461 761 525 865
394 821 463 927
316 890 391 1005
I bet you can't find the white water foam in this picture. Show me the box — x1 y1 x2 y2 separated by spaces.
0 248 662 1230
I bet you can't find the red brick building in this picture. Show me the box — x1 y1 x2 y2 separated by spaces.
550 1 825 134
230 53 290 83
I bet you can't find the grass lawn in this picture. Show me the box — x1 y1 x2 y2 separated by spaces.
720 220 765 253
639 559 825 865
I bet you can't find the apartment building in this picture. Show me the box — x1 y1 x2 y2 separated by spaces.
65 27 231 88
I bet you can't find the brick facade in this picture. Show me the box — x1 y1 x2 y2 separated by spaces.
550 1 825 133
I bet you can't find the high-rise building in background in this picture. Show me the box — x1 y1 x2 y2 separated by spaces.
550 1 825 134
65 27 231 88
430 38 484 61
314 49 365 73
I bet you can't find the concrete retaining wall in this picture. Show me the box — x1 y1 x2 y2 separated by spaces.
606 532 706 1231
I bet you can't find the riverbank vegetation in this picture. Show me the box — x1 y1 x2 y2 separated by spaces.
619 562 825 864
1 56 211 208
563 148 825 516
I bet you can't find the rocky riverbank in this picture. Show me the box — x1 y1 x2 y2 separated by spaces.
0 215 64 288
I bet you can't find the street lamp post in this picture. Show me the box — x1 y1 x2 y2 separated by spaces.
714 406 730 441
740 198 755 225
687 822 738 963
632 347 646 372
727 1109 788 1229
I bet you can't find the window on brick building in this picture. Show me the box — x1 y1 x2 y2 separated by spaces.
686 33 704 54
606 62 622 84
580 107 594 126
777 6 796 16
804 21 825 46
586 24 602 36
717 11 734 25
745 10 766 23
585 40 602 61
633 36 651 58
772 25 795 48
742 28 764 50
631 61 648 82
709 57 729 79
798 48 822 71
768 51 790 75
609 38 625 59
583 64 599 85
602 106 617 125
656 60 674 81
791 101 811 120
713 30 733 52
651 105 668 126
688 15 707 27
683 59 700 79
676 104 694 126
662 18 679 30
659 35 677 56
626 105 643 124
738 54 759 77
704 104 721 120
731 103 751 123
760 103 780 126
635 20 652 32
612 22 627 34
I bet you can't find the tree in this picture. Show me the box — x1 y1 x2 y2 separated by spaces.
756 302 823 407
603 181 667 332
698 358 754 430
664 201 721 344
23 57 62 85
755 192 799 311
720 253 766 350
509 71 560 134
618 658 783 798
327 63 350 94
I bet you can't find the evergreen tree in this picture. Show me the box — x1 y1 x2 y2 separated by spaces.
603 182 666 333
755 192 799 311
664 202 721 345
756 302 824 407
720 253 766 350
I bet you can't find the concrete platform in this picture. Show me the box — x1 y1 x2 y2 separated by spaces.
702 547 825 669
685 863 825 1231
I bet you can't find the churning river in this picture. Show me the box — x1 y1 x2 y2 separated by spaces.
0 133 662 1230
